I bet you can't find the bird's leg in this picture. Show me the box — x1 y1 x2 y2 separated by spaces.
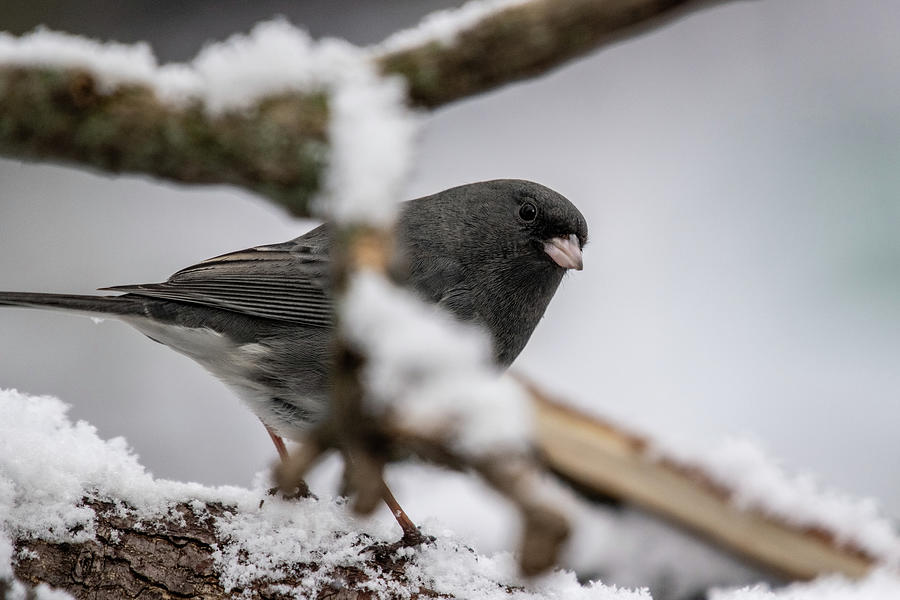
381 482 422 544
342 449 423 543
265 424 290 462
263 422 421 541
262 423 311 498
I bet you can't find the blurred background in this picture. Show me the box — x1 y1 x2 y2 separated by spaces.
1 0 898 595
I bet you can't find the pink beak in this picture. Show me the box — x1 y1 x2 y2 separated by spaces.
543 234 583 270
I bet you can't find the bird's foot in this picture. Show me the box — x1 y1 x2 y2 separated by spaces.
260 479 315 507
399 528 433 547
365 530 435 566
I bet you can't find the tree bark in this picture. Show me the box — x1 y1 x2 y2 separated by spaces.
11 499 441 600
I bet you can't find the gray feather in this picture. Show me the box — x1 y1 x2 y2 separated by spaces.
0 292 145 316
101 225 333 328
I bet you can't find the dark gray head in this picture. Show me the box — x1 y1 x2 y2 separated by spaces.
399 179 587 271
397 179 588 365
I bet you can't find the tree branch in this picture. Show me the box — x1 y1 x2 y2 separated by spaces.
377 0 732 108
10 389 895 598
528 386 893 580
0 0 737 216
11 498 442 599
0 67 328 216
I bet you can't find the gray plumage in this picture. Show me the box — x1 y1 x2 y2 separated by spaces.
0 179 587 441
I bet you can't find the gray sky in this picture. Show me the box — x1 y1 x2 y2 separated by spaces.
1 0 898 563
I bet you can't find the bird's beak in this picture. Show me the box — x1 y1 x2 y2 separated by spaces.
543 234 583 270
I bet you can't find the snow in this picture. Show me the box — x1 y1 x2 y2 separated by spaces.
0 389 644 598
342 272 533 456
0 27 176 95
0 535 11 580
375 0 532 54
217 500 648 599
0 389 253 542
566 505 767 598
711 570 900 600
188 20 356 113
0 0 536 95
0 20 353 110
211 494 396 594
320 46 418 226
653 436 900 567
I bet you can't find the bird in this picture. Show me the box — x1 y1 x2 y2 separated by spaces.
0 178 587 536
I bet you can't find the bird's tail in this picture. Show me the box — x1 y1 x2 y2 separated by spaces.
0 291 144 317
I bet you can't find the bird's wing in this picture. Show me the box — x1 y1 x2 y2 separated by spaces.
103 227 333 328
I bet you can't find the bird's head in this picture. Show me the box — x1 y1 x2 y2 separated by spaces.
430 179 587 273
505 179 586 271
398 179 587 366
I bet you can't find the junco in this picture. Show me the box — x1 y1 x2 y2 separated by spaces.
0 179 587 533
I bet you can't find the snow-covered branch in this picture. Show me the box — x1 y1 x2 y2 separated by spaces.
376 0 732 108
5 389 900 599
0 21 397 218
530 386 900 580
0 390 645 599
0 0 736 216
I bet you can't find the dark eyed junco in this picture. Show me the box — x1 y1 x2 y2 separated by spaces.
0 179 587 531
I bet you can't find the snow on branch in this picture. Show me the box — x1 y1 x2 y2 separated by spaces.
532 390 900 581
0 0 736 216
0 389 648 599
4 389 900 598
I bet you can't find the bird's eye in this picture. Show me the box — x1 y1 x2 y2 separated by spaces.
519 201 537 222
